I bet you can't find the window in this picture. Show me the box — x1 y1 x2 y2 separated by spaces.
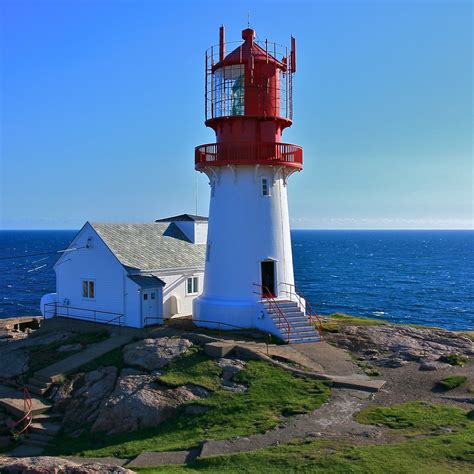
206 242 211 262
82 280 95 299
210 180 216 197
213 65 245 117
151 292 156 300
143 293 148 300
261 178 270 196
186 276 199 295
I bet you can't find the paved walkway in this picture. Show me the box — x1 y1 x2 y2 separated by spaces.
35 334 132 381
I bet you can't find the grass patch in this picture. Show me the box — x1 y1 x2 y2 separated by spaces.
45 352 330 459
438 376 468 391
321 313 388 333
439 354 467 367
134 423 474 473
355 401 471 433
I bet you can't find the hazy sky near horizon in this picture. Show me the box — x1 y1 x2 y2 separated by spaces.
0 0 472 230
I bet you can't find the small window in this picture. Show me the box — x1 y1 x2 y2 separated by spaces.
210 180 216 197
206 242 211 262
186 276 199 295
82 280 95 299
151 292 156 300
143 293 148 300
261 178 270 197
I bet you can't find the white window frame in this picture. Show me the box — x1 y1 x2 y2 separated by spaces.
261 177 270 197
186 276 199 296
82 279 96 300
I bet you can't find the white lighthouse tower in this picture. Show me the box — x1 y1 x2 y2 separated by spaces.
194 26 320 343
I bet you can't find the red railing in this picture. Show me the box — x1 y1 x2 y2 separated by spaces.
11 387 32 438
279 282 323 337
254 283 291 343
195 142 303 170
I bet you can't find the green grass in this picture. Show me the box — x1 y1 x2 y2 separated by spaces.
45 351 330 459
133 424 474 473
134 402 474 473
355 401 471 433
438 376 468 391
76 346 126 373
439 354 468 367
25 331 110 378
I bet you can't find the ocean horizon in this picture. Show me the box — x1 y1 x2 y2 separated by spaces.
1 229 473 331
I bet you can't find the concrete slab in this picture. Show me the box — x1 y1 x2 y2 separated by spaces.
0 385 51 417
204 342 235 358
7 445 44 457
127 449 199 467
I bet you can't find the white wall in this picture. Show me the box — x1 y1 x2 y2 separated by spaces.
157 270 204 319
194 165 296 328
175 221 208 244
54 223 128 326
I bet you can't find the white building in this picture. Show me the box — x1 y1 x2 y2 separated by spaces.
41 214 207 328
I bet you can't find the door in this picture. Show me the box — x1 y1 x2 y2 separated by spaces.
261 261 276 297
142 289 159 326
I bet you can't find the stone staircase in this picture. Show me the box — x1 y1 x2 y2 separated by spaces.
262 300 320 344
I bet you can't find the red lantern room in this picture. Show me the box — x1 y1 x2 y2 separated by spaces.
195 26 303 171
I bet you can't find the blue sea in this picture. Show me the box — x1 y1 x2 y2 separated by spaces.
1 230 473 330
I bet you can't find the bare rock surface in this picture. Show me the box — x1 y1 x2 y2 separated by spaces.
0 331 73 378
59 367 118 430
91 368 201 434
218 358 247 392
122 337 193 371
326 324 473 369
0 456 134 473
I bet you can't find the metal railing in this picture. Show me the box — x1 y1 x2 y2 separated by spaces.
195 142 303 170
11 387 32 438
253 283 291 343
279 282 323 337
44 303 124 328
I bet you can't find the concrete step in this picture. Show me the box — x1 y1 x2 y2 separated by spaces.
30 421 61 435
26 431 54 442
274 320 312 328
23 437 50 448
0 385 52 417
8 444 44 457
25 382 52 396
33 413 62 422
289 337 321 344
282 329 319 338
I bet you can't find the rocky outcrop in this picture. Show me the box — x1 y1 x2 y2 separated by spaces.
91 368 201 434
218 358 247 392
58 367 118 430
122 337 193 371
326 324 473 369
0 456 133 473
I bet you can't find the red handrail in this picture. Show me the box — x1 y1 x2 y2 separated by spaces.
11 387 33 438
253 283 291 343
279 282 323 337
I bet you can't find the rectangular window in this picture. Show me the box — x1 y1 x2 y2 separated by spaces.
143 293 148 300
82 280 95 299
186 276 199 295
206 242 211 262
151 292 156 300
261 178 270 196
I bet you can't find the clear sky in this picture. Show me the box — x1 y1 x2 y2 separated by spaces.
0 0 472 229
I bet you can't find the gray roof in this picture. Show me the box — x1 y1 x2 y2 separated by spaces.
128 274 165 288
155 214 208 223
91 222 206 271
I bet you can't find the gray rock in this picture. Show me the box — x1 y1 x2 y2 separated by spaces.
0 456 134 473
91 368 201 434
218 358 247 393
419 360 451 371
61 367 118 429
123 337 193 371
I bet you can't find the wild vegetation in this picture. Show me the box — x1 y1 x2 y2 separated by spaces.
45 348 330 458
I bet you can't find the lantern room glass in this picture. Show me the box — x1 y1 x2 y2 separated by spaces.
213 65 245 118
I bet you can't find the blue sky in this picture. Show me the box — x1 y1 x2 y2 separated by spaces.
0 0 472 229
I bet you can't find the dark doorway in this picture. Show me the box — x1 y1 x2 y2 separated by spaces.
261 260 276 297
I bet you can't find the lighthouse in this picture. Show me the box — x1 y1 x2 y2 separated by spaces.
194 26 320 344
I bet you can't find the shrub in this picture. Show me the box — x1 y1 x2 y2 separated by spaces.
439 354 467 367
437 376 467 391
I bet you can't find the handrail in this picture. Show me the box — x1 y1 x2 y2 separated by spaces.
44 302 124 327
253 283 291 343
279 282 323 337
11 387 32 438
